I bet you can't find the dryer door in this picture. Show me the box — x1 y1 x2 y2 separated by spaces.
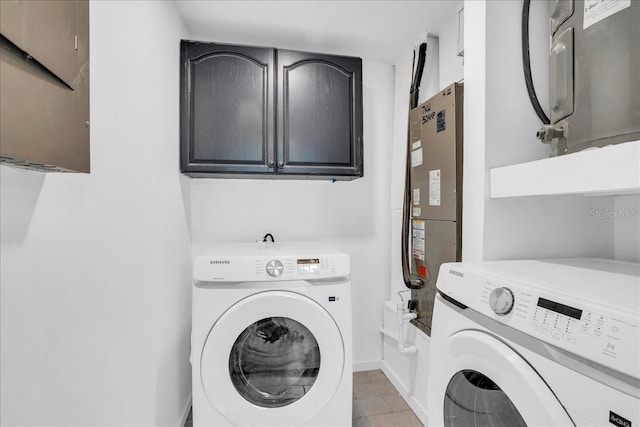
430 329 575 427
200 290 345 426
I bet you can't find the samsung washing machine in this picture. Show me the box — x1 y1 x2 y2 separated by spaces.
191 242 352 427
427 258 639 427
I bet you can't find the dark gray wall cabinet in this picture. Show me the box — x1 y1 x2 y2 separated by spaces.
180 40 363 179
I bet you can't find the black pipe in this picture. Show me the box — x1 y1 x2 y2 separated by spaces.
410 43 427 109
522 0 550 125
402 43 428 290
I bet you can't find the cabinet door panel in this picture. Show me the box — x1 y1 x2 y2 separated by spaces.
286 62 351 165
277 50 362 178
1 0 77 88
181 41 275 175
192 53 265 163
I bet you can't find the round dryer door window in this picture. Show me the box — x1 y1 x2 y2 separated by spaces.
200 291 345 426
444 370 526 427
430 329 574 426
229 316 320 408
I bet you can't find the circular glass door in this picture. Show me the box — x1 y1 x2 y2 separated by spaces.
429 327 574 427
229 316 320 408
200 291 344 426
444 370 526 426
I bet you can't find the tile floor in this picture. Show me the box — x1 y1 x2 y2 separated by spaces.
352 369 423 427
184 369 423 427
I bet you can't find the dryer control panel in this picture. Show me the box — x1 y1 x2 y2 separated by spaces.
437 259 640 380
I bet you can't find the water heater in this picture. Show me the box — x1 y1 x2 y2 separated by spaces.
538 0 639 155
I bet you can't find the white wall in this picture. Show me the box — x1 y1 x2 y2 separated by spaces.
615 195 640 262
0 2 192 426
188 60 396 368
460 0 487 262
388 50 412 299
421 36 441 104
464 0 616 262
438 10 464 89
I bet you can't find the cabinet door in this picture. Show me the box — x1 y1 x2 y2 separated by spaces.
276 50 363 178
181 41 275 175
0 0 89 172
1 0 77 88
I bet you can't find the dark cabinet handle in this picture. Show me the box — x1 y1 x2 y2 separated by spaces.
277 162 284 169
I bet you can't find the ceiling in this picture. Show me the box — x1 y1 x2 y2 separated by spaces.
175 1 460 63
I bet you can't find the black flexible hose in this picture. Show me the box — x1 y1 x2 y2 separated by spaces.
262 233 275 243
522 0 550 125
411 43 428 109
402 43 428 290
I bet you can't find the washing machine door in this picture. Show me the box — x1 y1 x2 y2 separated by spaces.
431 329 574 427
200 290 344 426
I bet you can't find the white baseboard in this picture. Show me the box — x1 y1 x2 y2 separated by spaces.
380 360 430 426
353 360 383 372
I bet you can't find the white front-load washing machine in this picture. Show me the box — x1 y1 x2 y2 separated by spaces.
191 242 352 427
427 258 639 427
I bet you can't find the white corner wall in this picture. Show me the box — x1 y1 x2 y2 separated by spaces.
420 36 441 104
463 0 616 262
438 11 464 90
460 0 487 262
0 2 192 426
188 60 396 368
615 195 640 262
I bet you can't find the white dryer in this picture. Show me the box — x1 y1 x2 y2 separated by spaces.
191 242 352 427
427 258 639 427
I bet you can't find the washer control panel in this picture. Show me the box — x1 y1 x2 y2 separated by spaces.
437 260 640 380
195 252 350 283
255 257 340 279
477 283 639 380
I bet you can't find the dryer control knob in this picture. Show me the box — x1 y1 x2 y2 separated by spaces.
266 260 284 277
489 287 514 316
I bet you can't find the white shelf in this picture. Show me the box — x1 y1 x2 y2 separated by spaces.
490 140 640 198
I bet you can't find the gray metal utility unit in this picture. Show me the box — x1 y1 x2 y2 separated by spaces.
542 0 639 155
408 83 463 335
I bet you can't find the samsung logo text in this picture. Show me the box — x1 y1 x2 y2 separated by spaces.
609 411 631 427
449 269 464 278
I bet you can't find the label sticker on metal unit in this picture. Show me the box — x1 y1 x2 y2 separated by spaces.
411 148 423 167
412 220 425 260
584 0 631 29
413 188 420 205
412 140 422 150
429 169 441 206
437 110 446 133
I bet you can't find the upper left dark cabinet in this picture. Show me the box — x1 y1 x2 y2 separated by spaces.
181 40 363 180
180 41 275 176
0 0 90 172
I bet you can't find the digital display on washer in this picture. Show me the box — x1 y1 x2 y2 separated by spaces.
297 259 320 264
537 297 582 319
